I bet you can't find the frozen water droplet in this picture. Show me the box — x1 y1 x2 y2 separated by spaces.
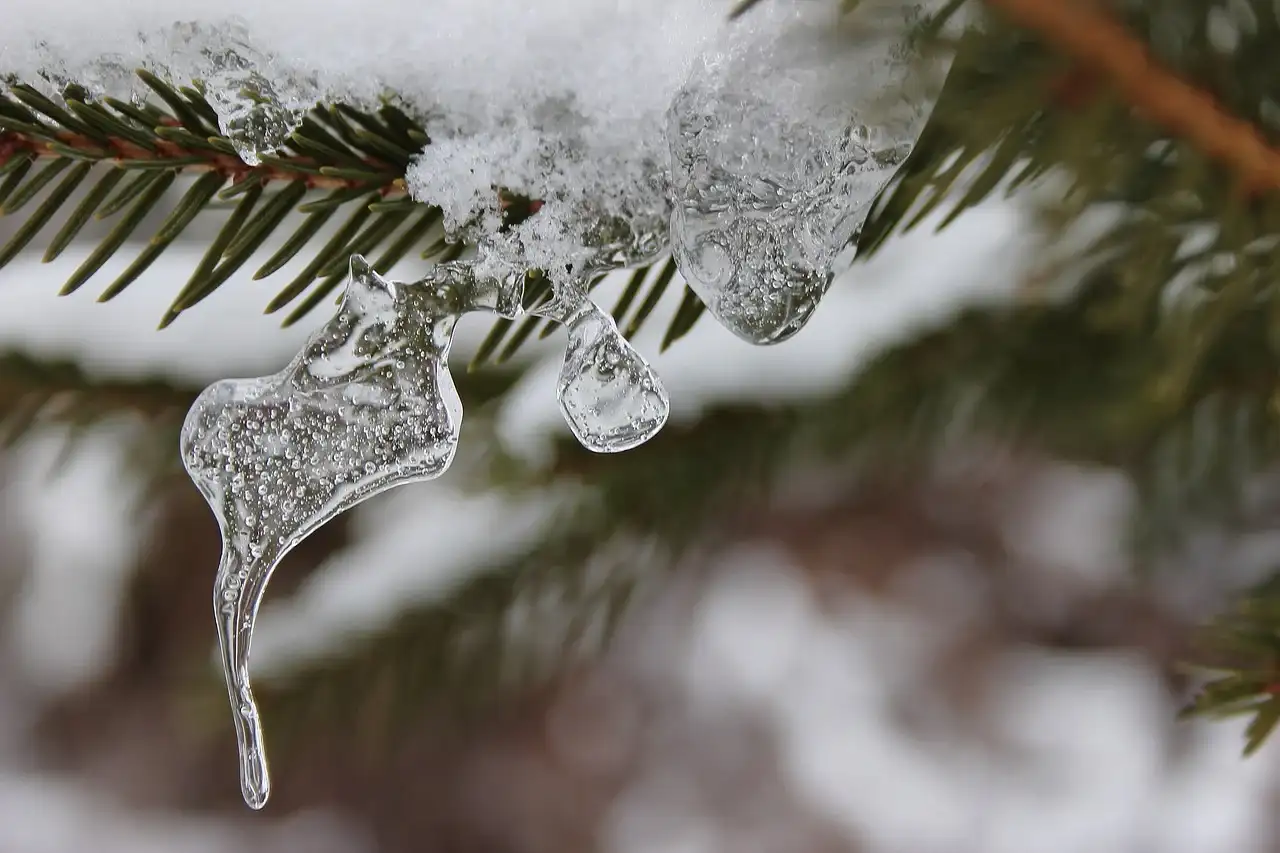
180 254 520 809
215 97 302 167
172 21 313 166
203 69 304 167
536 296 668 453
667 0 946 345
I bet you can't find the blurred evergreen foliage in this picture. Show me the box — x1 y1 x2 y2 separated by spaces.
4 0 1280 755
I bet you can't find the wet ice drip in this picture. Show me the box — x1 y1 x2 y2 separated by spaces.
533 288 669 453
200 59 304 166
179 255 520 809
465 184 673 455
668 0 948 345
172 21 314 166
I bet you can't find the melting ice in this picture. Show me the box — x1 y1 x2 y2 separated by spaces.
192 29 309 165
179 255 520 808
534 289 669 453
668 0 950 345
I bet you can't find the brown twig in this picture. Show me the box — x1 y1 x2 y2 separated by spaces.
0 128 407 196
982 0 1280 194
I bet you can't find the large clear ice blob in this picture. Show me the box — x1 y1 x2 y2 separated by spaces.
667 0 949 345
179 255 520 809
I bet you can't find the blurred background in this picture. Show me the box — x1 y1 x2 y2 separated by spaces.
0 179 1278 853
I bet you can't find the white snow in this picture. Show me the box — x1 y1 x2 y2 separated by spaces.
1 0 730 274
999 463 1137 594
1 423 151 700
0 773 372 853
0 247 318 384
249 480 563 677
604 543 1280 853
1 0 724 119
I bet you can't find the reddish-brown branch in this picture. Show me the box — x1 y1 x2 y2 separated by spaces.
983 0 1280 194
0 128 407 195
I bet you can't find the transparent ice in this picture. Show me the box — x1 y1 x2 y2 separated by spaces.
668 0 948 345
200 64 304 167
179 255 520 809
468 183 673 455
534 289 669 454
175 21 313 166
5 19 314 166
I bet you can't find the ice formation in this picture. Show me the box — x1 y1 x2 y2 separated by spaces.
534 292 669 453
2 0 951 322
6 19 319 166
180 22 313 166
668 0 948 345
179 255 520 808
7 0 965 807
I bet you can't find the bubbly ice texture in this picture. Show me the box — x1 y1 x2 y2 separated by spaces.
179 255 520 809
668 0 951 345
534 294 669 453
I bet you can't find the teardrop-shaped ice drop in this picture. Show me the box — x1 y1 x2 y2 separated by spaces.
537 295 669 453
180 255 519 808
667 0 946 345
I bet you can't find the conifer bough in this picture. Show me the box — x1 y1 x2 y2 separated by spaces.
4 0 1280 758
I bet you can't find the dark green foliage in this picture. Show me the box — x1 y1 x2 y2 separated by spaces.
0 72 706 352
1182 573 1280 755
0 75 446 327
0 350 193 450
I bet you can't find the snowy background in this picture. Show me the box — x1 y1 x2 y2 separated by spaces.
0 180 1277 853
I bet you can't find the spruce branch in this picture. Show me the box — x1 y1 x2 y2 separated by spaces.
0 74 705 354
981 0 1280 195
0 128 407 194
0 350 195 451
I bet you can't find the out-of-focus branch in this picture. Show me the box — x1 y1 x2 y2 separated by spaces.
983 0 1280 193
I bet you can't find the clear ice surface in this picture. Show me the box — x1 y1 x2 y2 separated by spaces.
173 21 313 166
199 61 303 164
534 292 669 453
667 0 948 345
179 255 520 809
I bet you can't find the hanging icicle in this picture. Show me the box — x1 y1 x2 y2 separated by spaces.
180 255 521 808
